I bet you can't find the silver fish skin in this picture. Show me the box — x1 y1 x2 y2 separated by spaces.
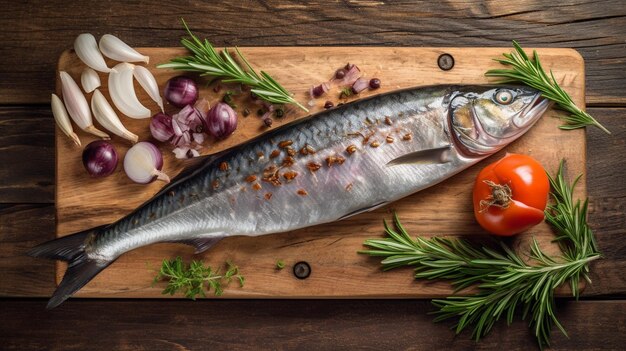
30 85 549 308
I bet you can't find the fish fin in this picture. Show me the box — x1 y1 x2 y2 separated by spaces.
338 201 388 221
28 227 112 309
170 236 224 254
386 145 452 166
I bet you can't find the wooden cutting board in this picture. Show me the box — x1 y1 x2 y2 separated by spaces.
55 47 586 298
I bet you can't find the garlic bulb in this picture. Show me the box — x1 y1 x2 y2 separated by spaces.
59 71 109 139
51 94 81 146
133 65 164 112
99 34 149 64
80 68 101 93
74 33 111 73
108 63 151 119
91 89 138 143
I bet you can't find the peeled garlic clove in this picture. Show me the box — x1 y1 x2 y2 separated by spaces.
51 94 81 146
99 34 149 64
59 71 110 139
108 63 151 119
91 89 138 143
74 33 111 73
133 65 164 112
80 68 101 93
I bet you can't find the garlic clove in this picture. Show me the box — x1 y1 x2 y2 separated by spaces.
59 71 110 139
80 68 101 93
133 65 164 112
91 89 139 143
99 34 149 64
108 63 151 119
51 93 81 146
74 33 111 73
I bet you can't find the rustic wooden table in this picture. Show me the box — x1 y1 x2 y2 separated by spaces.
1 1 624 350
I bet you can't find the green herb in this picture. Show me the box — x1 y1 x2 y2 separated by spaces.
222 90 237 109
276 259 285 270
153 257 244 299
339 87 353 98
486 41 609 134
360 161 600 349
158 19 308 112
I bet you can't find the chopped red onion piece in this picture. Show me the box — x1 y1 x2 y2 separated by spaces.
352 77 369 94
309 82 329 98
173 146 190 159
193 133 205 144
333 64 360 86
150 113 174 142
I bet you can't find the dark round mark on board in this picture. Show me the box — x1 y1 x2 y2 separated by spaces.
437 53 454 71
293 261 311 279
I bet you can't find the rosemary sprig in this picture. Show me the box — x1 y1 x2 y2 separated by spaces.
158 19 308 112
360 161 600 349
153 257 244 299
486 41 609 134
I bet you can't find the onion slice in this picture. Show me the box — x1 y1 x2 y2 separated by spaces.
133 65 164 112
91 89 138 143
74 33 111 73
59 71 109 139
124 142 170 184
108 63 151 119
99 34 149 64
51 93 81 146
81 68 101 93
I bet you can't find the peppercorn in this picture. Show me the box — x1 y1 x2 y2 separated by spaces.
324 101 334 109
369 78 381 90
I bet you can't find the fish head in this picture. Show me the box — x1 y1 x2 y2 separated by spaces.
448 86 550 156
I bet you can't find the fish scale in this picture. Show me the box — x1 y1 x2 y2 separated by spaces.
30 84 549 308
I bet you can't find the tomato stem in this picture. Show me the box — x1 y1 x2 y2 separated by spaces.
479 180 513 212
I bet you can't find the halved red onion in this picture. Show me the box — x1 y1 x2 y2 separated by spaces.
206 102 237 139
351 77 369 94
123 142 170 184
150 112 174 142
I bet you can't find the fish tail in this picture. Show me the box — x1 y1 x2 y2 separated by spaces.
27 226 111 309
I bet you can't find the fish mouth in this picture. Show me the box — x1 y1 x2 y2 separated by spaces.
515 93 551 128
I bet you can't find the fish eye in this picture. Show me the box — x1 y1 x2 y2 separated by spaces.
494 89 514 105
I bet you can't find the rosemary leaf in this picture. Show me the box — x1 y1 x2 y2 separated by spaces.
158 19 308 112
486 41 609 134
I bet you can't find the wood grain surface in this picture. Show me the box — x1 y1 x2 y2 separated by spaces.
1 1 624 350
55 47 585 298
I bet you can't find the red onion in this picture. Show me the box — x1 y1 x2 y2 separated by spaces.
150 112 174 142
164 76 198 108
309 82 329 98
171 105 205 147
333 64 360 86
351 77 369 94
82 140 118 177
206 102 237 139
123 142 170 184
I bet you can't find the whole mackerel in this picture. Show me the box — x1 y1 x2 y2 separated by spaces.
30 85 549 308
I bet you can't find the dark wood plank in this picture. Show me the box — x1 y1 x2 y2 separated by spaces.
0 299 624 350
0 107 55 203
583 108 626 296
0 1 624 105
0 204 55 297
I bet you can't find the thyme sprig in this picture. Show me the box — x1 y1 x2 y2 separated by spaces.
360 161 600 349
486 41 609 134
158 19 308 112
153 257 244 299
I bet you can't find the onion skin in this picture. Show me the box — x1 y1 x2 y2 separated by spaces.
150 113 174 142
206 102 238 139
82 141 118 177
164 76 198 108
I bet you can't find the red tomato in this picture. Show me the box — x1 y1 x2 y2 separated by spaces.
473 154 549 236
